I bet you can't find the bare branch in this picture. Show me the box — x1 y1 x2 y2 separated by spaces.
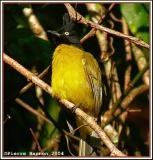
15 98 53 125
4 53 126 156
122 17 132 91
4 53 52 96
29 128 42 152
65 3 149 49
15 97 80 142
101 84 149 128
19 65 50 96
114 84 149 118
132 44 149 86
60 99 126 156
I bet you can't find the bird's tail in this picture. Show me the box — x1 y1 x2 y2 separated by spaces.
79 131 102 156
79 138 96 156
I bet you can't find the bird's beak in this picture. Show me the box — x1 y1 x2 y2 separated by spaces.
47 30 61 37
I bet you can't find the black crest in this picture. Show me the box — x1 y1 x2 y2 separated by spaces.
47 13 81 48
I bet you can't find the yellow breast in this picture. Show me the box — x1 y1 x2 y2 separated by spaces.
51 44 102 117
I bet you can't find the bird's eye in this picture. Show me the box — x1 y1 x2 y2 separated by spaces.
64 32 70 36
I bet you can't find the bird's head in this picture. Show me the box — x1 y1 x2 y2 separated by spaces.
47 13 81 48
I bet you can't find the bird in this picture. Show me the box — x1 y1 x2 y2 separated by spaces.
47 13 102 156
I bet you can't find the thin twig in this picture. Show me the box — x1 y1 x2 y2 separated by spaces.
110 13 122 23
118 85 148 112
132 44 149 86
110 63 149 113
4 53 52 96
60 99 126 156
4 53 126 156
80 3 115 44
122 17 132 91
65 3 149 49
19 65 50 96
32 66 46 151
15 98 52 125
15 97 80 142
101 63 149 127
101 84 149 128
80 28 96 44
122 18 132 61
65 135 75 156
72 124 87 135
29 128 42 152
114 84 149 118
124 66 132 95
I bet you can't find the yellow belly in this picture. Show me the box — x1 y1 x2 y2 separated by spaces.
52 44 96 115
52 44 102 137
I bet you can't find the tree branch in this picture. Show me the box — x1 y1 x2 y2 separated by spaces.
4 53 52 96
4 53 126 156
60 99 126 156
15 97 80 142
19 65 50 96
101 84 149 128
64 3 149 49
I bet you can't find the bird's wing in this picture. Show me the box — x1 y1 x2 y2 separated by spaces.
82 53 102 117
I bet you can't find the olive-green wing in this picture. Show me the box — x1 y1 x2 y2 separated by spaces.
82 53 102 117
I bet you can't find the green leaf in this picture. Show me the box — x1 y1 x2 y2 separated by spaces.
120 3 149 43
